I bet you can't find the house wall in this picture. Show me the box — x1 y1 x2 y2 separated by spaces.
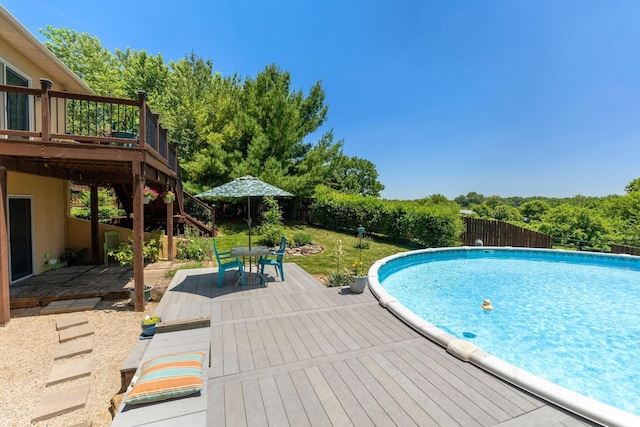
7 171 67 274
0 37 73 91
0 36 69 132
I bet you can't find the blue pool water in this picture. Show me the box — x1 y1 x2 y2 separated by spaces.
379 249 640 416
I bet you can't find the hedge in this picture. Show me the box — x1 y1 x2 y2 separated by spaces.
310 186 463 247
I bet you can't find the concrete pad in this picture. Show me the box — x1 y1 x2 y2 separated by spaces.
41 297 100 315
47 357 93 386
59 323 94 343
56 314 89 331
69 297 101 311
31 383 90 422
41 300 74 315
55 336 93 360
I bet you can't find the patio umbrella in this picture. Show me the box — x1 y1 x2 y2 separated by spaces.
195 175 294 248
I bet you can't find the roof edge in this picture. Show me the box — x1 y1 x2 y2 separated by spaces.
0 5 95 95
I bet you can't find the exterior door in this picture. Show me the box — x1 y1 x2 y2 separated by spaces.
8 197 33 282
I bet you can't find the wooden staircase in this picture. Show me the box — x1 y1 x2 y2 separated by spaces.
112 183 214 236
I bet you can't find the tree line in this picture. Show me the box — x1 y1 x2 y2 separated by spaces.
453 178 640 249
40 26 385 199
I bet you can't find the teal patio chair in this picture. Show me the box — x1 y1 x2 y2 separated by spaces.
259 236 286 284
213 239 244 288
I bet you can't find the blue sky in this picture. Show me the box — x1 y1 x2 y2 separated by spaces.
4 1 640 200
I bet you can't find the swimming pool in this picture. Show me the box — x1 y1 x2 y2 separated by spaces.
368 247 640 427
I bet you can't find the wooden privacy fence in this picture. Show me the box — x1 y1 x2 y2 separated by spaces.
610 244 640 256
461 217 552 248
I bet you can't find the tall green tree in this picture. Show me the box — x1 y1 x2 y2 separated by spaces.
40 26 121 96
327 154 385 197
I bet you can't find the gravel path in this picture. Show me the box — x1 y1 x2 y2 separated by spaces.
0 299 158 427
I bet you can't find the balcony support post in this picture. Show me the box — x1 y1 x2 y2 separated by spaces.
40 79 53 142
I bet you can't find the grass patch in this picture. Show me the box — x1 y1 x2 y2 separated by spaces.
165 262 206 278
213 221 414 276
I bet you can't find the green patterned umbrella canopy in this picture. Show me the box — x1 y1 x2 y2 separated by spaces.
195 176 293 247
195 175 293 198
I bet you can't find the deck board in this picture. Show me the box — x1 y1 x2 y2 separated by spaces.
121 262 596 426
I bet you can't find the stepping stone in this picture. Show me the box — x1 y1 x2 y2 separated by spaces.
47 357 93 386
41 299 74 315
41 297 101 315
56 314 89 331
55 336 93 360
69 297 101 312
59 323 94 343
31 382 90 422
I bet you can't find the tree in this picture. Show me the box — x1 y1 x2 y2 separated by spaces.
492 204 521 222
40 26 121 96
115 48 169 104
625 177 640 194
454 191 484 208
537 204 606 245
177 63 340 197
519 200 550 221
327 154 385 197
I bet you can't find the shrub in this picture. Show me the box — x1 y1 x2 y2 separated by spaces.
257 196 285 246
71 189 125 223
311 186 463 247
327 271 350 287
176 226 210 261
291 232 312 247
258 223 285 246
109 233 159 266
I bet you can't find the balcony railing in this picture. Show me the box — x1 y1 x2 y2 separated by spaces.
0 79 178 174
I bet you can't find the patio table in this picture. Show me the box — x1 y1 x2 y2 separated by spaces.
230 246 274 285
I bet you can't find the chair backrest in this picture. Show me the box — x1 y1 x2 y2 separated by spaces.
104 230 121 251
212 239 223 264
276 236 287 261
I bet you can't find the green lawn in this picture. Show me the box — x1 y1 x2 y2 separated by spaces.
212 221 414 278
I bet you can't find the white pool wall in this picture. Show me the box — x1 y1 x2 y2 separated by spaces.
368 246 640 427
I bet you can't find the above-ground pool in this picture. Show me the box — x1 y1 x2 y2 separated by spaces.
369 247 640 427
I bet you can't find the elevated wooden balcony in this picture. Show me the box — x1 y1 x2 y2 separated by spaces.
0 79 213 235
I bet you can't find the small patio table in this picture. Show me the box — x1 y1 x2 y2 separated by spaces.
230 246 274 285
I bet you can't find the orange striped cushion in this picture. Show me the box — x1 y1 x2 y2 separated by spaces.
124 351 205 405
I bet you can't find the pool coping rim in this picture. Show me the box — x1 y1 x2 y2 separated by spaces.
367 246 640 427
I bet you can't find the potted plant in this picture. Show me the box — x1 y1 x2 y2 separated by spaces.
161 190 175 204
141 315 161 337
350 258 368 293
349 226 368 293
143 186 158 204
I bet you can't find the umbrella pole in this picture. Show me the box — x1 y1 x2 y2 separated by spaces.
247 196 251 249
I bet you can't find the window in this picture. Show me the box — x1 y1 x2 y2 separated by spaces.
0 60 31 133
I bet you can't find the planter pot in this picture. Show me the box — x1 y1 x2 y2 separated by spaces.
163 197 173 204
141 321 157 337
144 196 151 204
350 276 368 294
128 285 153 306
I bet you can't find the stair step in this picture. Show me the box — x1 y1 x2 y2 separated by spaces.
31 383 90 422
41 297 101 315
47 357 93 386
56 314 89 331
54 336 93 360
59 323 94 343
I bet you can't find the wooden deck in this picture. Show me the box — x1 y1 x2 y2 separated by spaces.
120 263 598 426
